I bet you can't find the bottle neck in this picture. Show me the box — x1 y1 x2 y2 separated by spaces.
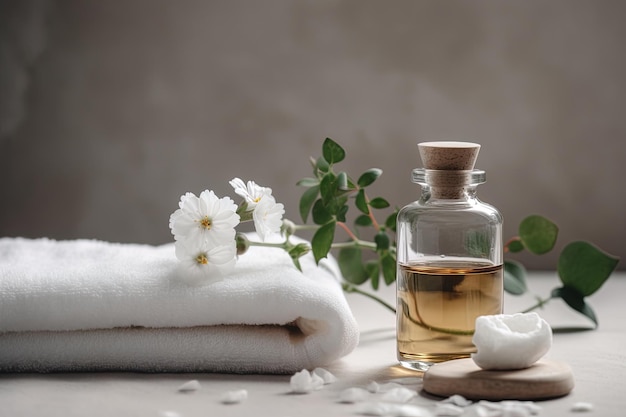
412 169 486 201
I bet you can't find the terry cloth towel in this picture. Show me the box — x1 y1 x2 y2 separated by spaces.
0 236 359 373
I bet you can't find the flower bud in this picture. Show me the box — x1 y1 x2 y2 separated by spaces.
235 233 250 255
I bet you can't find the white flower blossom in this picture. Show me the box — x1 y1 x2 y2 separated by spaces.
252 195 285 241
229 178 273 209
169 190 240 247
174 240 236 284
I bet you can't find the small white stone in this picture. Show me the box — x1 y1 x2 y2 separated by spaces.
290 369 324 394
380 387 417 403
338 387 370 403
177 380 201 392
220 389 248 404
441 395 472 407
313 367 337 384
571 402 594 412
472 313 553 370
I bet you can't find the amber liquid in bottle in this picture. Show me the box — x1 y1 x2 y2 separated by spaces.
396 259 503 367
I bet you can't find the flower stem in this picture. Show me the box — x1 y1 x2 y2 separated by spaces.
342 283 396 313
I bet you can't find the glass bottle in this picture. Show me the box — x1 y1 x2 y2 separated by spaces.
396 141 503 372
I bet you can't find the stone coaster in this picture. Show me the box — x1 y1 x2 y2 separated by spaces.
423 358 574 400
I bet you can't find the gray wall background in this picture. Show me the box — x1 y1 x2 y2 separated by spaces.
1 0 625 270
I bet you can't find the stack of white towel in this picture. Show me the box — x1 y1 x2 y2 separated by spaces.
0 236 359 373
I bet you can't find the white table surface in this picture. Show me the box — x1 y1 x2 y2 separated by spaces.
1 272 625 417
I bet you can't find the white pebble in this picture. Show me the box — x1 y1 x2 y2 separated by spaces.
177 379 201 393
571 402 594 412
313 367 337 384
290 369 324 394
441 395 472 407
472 313 552 370
339 387 371 403
357 402 432 417
479 400 541 415
380 387 417 403
220 389 248 404
435 403 464 416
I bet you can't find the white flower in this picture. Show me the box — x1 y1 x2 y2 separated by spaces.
169 190 240 247
229 178 273 209
252 195 285 241
174 239 236 285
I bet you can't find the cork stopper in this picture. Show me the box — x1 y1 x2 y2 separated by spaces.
418 141 480 170
416 141 482 199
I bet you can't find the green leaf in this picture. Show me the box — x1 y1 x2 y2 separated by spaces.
381 252 396 285
551 286 598 327
355 189 369 214
355 214 373 227
320 172 338 205
338 246 369 285
311 199 333 225
369 197 390 209
336 204 349 223
337 171 349 190
357 168 383 187
385 210 398 232
519 215 559 254
315 156 329 174
296 177 319 187
503 259 528 295
557 241 619 296
375 232 390 251
507 238 525 253
369 262 380 290
312 221 336 264
322 137 346 164
299 185 319 223
465 231 490 258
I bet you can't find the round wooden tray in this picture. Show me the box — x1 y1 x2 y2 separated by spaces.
423 358 574 401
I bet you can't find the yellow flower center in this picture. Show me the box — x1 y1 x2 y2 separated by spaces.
199 216 212 230
195 253 209 265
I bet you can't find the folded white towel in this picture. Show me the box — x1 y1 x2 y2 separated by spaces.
0 236 359 373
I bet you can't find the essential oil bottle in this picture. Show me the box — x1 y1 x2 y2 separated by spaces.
396 141 503 372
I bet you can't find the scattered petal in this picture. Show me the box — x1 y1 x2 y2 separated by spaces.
220 389 248 404
357 402 432 417
380 387 417 403
313 367 337 384
571 402 593 412
472 313 552 370
339 387 371 403
290 369 324 394
462 405 493 417
177 379 201 392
